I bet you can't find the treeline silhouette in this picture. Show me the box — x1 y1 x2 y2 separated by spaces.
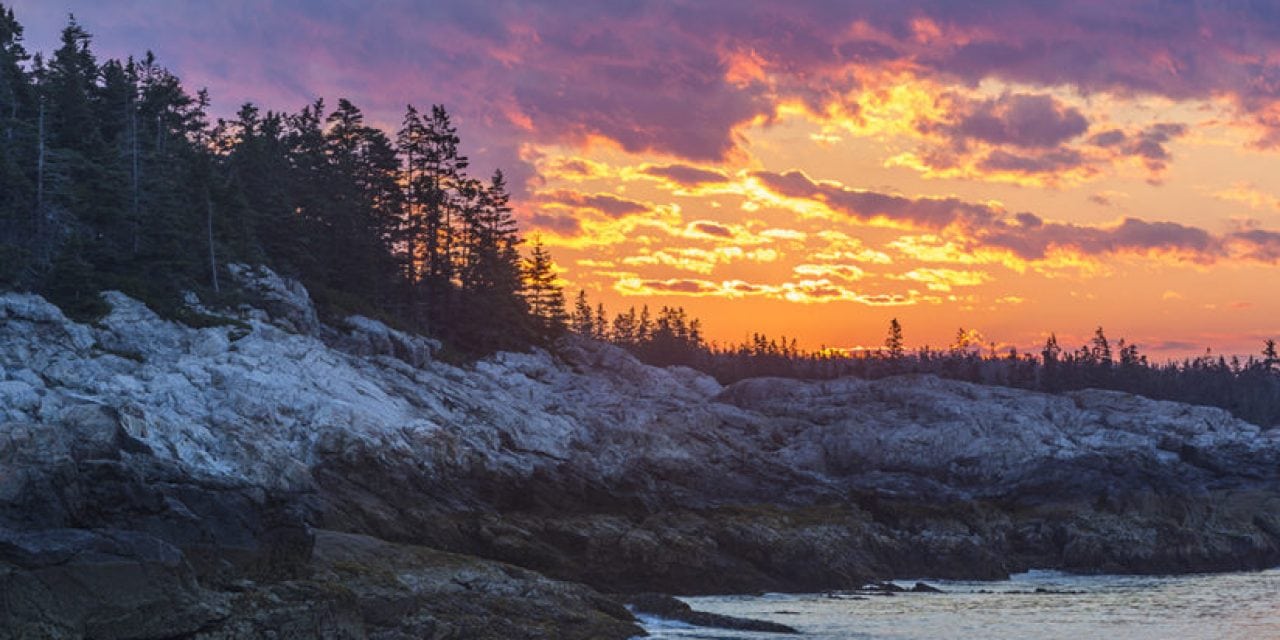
0 8 566 354
570 290 1280 427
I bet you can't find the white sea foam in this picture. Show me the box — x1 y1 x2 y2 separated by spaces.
645 569 1280 640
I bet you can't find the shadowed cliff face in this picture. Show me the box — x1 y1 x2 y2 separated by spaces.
2 268 1279 635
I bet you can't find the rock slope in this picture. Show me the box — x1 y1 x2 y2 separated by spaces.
2 268 1279 636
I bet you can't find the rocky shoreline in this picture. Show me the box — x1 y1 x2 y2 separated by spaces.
3 268 1279 638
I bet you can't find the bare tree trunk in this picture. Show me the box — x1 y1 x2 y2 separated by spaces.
1 72 12 146
405 147 417 322
130 96 140 255
206 193 219 294
36 98 44 222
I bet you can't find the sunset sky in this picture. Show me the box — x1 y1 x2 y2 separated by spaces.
15 1 1280 358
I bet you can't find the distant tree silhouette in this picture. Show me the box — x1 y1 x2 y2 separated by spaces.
571 289 593 336
885 317 904 361
523 236 565 338
567 289 1280 427
593 302 608 341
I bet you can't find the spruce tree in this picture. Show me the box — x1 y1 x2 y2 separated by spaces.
885 318 904 360
638 305 652 343
594 302 608 341
571 289 593 336
420 104 467 330
612 307 637 347
321 98 401 303
446 168 530 351
523 236 565 337
396 104 426 317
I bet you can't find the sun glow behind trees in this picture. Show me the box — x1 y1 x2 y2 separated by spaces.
565 287 1280 427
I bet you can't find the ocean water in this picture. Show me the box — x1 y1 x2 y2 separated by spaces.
639 569 1280 640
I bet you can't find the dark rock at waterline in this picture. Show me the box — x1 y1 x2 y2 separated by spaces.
0 404 316 585
628 592 800 634
831 580 943 597
0 527 644 640
824 592 869 600
0 405 642 638
973 587 1085 595
195 531 641 640
0 527 226 639
314 445 1280 597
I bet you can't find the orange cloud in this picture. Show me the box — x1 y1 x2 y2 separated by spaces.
534 156 615 182
638 163 732 189
532 189 652 218
1213 182 1280 211
621 246 780 275
792 264 867 281
889 268 992 292
613 276 931 306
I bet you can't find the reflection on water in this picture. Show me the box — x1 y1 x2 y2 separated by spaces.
642 569 1280 640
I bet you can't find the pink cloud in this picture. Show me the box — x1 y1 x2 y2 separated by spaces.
15 0 1280 187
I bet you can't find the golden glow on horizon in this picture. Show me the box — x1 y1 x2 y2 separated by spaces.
514 70 1280 359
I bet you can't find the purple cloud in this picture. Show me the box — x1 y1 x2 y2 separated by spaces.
526 211 582 235
753 170 1001 229
535 190 649 218
1089 122 1188 172
752 169 1244 263
907 93 1185 178
978 148 1088 174
636 278 719 294
1231 229 1280 262
927 93 1089 150
690 221 734 237
984 217 1222 262
641 164 731 187
12 0 1280 186
1090 130 1128 147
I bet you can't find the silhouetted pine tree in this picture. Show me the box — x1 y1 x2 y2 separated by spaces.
885 318 904 361
570 289 593 336
395 104 426 319
420 105 466 332
523 236 565 338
